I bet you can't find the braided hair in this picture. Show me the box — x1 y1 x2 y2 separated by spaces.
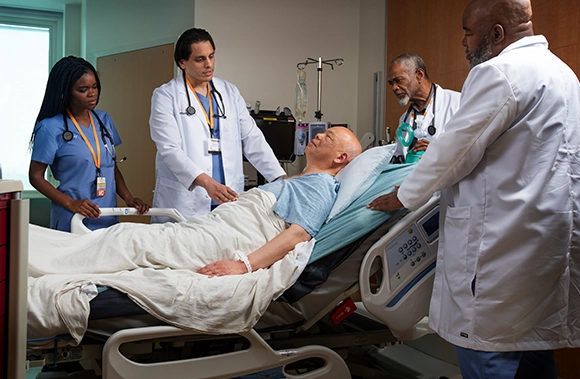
31 56 101 145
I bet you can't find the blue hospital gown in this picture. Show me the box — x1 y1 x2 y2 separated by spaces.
259 173 339 237
31 110 122 232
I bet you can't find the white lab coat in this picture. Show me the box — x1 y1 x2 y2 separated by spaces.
392 85 461 162
150 75 285 220
398 35 580 351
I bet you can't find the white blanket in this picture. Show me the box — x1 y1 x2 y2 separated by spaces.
28 189 314 344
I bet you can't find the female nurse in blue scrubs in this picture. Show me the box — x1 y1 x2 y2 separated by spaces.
29 56 150 232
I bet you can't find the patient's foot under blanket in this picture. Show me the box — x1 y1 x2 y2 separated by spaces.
28 189 314 344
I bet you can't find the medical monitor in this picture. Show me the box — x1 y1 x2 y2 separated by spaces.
251 110 296 163
308 122 330 142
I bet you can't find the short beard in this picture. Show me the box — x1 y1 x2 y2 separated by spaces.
468 36 493 69
397 94 411 106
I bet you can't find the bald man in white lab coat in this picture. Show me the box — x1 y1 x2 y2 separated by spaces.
368 0 580 377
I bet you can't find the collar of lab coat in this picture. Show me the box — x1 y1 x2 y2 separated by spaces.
175 74 228 124
176 72 226 96
433 84 444 113
498 34 548 57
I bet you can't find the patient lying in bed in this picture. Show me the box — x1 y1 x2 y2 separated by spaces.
27 127 361 343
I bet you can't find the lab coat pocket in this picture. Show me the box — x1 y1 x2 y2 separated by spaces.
442 205 471 287
154 176 195 218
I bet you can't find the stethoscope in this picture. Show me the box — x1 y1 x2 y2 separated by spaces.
182 71 227 119
61 110 126 163
403 84 437 136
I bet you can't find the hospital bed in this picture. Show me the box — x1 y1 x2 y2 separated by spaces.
26 150 442 378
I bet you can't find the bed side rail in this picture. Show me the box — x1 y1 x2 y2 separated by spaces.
70 207 186 234
103 326 351 379
359 194 440 340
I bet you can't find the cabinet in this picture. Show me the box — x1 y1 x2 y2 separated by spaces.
0 180 28 379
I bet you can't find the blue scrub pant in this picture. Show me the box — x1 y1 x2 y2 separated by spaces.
455 347 558 379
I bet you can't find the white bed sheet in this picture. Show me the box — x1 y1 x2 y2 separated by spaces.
27 189 314 344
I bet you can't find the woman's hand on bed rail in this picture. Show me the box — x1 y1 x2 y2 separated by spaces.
124 197 150 215
70 199 102 219
367 186 404 211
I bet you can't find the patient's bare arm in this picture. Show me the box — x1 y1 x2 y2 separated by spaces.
197 224 311 277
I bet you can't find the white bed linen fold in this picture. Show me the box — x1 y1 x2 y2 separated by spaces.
28 189 314 344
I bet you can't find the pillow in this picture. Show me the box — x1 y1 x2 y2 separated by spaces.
326 144 396 221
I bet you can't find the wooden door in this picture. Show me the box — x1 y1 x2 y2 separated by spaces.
97 44 174 223
384 0 468 141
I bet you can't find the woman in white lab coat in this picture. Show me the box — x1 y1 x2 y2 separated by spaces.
150 28 285 222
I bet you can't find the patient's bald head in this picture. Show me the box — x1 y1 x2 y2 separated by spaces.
463 0 533 68
304 127 362 176
336 127 363 164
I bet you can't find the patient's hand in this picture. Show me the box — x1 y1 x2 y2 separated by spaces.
367 186 403 211
197 260 247 277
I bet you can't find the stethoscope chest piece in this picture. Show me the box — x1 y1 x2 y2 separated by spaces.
428 125 436 136
186 106 196 115
182 71 226 119
404 83 438 137
62 130 73 141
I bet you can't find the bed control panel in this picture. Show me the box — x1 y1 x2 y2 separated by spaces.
360 194 440 339
386 206 439 292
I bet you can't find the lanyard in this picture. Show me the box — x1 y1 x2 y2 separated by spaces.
185 77 214 135
404 84 437 132
66 109 101 174
411 97 433 127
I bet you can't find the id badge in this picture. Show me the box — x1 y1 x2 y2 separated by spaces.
207 138 221 153
415 115 424 129
96 176 106 197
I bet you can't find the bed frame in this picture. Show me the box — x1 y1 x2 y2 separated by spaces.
28 195 440 378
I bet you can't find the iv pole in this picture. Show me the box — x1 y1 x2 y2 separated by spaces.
297 57 344 121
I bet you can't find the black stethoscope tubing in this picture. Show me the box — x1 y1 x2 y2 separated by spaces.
403 84 437 136
61 110 121 162
62 110 113 144
182 71 227 120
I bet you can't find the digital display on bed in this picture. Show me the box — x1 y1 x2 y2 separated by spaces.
419 208 439 243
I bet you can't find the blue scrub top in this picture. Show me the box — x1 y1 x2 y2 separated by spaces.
31 110 122 232
196 88 225 207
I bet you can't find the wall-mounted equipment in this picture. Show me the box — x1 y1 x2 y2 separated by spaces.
295 123 308 156
251 110 296 163
308 122 329 142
